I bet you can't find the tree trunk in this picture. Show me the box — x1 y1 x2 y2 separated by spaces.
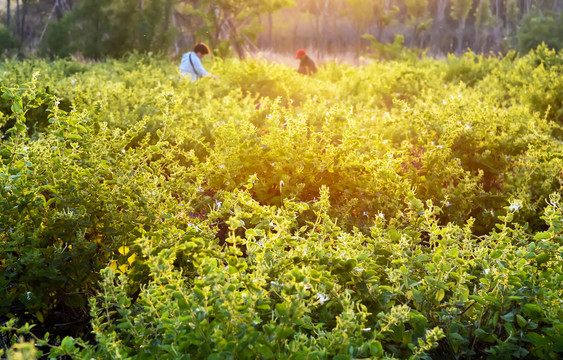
292 11 301 53
6 0 10 28
431 0 448 55
55 0 72 19
411 22 418 48
267 12 272 48
164 0 172 31
315 13 320 51
21 0 28 44
490 23 502 53
39 1 58 45
493 0 500 17
226 18 244 59
456 16 466 54
15 0 20 40
320 0 328 57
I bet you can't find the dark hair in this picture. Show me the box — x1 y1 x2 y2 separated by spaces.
193 42 210 55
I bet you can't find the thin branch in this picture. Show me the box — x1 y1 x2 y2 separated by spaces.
38 1 58 45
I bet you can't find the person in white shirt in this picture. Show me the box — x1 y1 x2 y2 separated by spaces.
179 42 216 82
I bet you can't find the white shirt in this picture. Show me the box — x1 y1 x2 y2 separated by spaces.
179 52 212 82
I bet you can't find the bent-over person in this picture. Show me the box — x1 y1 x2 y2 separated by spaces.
295 49 317 75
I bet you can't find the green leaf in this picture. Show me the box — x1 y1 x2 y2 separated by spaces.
527 332 551 347
533 232 551 240
117 321 132 329
522 303 543 318
193 287 205 299
2 90 14 99
60 336 75 353
66 134 82 141
369 341 384 357
516 314 527 328
469 295 487 306
11 101 23 114
435 288 445 302
535 253 550 264
389 229 401 242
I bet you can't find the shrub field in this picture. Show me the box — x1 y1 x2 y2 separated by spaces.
1 46 562 359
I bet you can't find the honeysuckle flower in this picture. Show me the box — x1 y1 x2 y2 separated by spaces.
317 293 329 304
509 203 522 212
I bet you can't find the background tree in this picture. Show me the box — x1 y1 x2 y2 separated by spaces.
372 0 399 40
405 0 432 48
2 0 563 59
517 10 563 53
345 0 376 53
504 0 519 38
175 0 293 58
6 0 10 28
427 0 450 54
450 0 473 54
42 0 176 59
474 0 495 52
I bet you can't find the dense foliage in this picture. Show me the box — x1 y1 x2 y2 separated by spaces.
42 0 176 59
1 46 562 359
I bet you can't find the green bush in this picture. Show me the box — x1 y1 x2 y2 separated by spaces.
0 25 20 57
517 11 563 54
1 52 563 358
0 77 207 333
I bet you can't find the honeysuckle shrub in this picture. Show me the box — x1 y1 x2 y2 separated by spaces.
4 190 561 359
3 49 561 234
0 47 562 358
0 76 212 332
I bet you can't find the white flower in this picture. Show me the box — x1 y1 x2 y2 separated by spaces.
509 203 522 212
317 293 329 304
